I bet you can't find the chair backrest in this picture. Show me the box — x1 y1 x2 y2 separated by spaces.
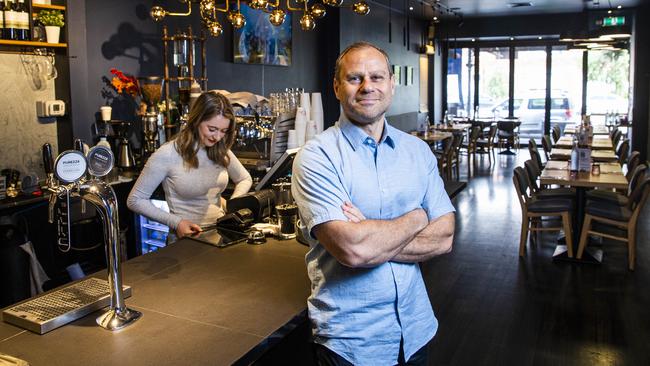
612 129 623 147
453 133 464 151
497 121 517 133
528 139 544 170
469 126 481 142
609 127 618 140
552 125 561 143
627 164 647 199
513 166 531 208
626 151 640 180
617 138 630 166
541 135 553 159
628 176 650 216
523 159 541 192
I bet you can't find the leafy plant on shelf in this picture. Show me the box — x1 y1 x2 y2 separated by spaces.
37 9 65 27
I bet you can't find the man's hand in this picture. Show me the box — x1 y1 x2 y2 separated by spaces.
177 219 202 238
342 201 366 222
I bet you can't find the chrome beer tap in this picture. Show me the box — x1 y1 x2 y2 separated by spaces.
42 142 142 330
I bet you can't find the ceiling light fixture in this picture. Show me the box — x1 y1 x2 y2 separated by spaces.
150 0 369 35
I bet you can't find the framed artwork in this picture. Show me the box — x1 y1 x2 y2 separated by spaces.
233 4 292 66
405 66 413 86
392 65 401 85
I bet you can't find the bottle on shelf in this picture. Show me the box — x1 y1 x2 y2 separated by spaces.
15 0 28 41
3 0 18 40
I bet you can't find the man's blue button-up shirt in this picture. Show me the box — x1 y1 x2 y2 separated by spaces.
291 115 455 365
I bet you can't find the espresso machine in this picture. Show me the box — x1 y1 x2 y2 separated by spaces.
138 76 164 158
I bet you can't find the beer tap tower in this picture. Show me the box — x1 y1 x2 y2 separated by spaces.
42 141 141 331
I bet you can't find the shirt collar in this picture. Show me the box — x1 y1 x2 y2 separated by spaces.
338 113 397 151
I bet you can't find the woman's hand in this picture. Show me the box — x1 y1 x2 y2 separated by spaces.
342 201 366 223
177 219 202 238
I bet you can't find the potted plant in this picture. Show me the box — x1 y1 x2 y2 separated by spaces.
37 9 65 44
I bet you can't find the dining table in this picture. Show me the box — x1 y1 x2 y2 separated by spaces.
554 135 614 150
564 124 609 135
416 130 453 143
550 148 618 162
540 159 628 263
434 123 472 133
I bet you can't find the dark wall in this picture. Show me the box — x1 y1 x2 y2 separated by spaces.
71 0 322 144
339 5 425 118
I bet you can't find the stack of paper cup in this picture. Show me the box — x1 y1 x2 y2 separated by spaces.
287 129 298 150
295 107 307 146
311 93 324 134
300 92 311 121
305 120 317 142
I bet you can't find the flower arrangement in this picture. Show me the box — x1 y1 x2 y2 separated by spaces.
109 68 139 97
37 10 65 27
101 68 141 115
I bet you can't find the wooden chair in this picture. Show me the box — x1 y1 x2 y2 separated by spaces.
450 133 465 179
551 125 561 144
433 135 454 179
475 125 498 164
612 129 623 148
586 164 647 207
523 159 576 199
497 121 519 152
541 135 553 161
577 176 650 270
616 138 630 166
513 167 575 257
528 139 545 170
625 151 640 180
462 126 482 162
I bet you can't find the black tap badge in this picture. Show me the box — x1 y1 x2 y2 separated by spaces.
87 146 114 177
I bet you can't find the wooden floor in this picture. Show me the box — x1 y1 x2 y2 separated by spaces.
421 150 650 365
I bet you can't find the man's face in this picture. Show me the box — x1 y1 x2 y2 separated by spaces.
334 47 395 126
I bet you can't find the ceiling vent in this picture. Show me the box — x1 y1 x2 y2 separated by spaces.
508 2 533 7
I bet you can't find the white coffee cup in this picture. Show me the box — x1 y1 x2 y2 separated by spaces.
100 106 112 122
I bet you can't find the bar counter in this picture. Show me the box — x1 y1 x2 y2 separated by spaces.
0 237 310 365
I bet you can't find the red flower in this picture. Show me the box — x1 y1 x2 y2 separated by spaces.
109 68 139 98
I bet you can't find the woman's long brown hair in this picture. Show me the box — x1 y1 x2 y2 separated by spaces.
173 91 236 169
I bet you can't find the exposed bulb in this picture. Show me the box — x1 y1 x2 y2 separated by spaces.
207 21 223 37
200 0 215 13
269 9 287 26
323 0 343 7
230 12 246 29
249 0 268 10
310 3 326 18
150 6 167 22
300 13 316 31
352 1 370 15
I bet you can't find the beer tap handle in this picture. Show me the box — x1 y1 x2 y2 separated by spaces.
74 139 85 154
42 143 54 179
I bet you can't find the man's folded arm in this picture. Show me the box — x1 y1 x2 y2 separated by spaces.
391 212 455 263
313 208 428 268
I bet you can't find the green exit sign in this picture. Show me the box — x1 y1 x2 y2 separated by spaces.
602 16 625 27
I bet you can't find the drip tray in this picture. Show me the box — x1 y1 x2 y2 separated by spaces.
2 277 132 334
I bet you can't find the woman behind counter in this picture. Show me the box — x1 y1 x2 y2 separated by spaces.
127 91 252 241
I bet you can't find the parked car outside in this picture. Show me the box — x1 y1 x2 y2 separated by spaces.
489 91 577 141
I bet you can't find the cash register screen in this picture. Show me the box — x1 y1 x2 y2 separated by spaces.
254 147 300 191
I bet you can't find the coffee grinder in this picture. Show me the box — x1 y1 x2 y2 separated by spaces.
138 76 164 158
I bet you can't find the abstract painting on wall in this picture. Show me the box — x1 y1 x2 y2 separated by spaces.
233 4 292 66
